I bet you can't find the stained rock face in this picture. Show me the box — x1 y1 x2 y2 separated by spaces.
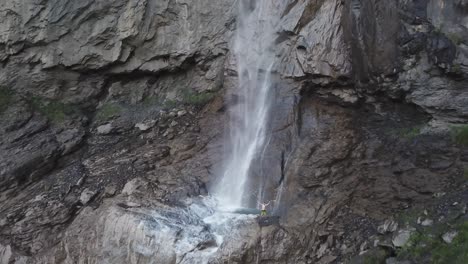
1 0 468 263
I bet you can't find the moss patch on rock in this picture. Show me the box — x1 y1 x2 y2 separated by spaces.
396 221 468 264
0 87 13 113
451 125 468 146
181 89 215 107
31 97 77 123
95 103 122 121
399 126 422 140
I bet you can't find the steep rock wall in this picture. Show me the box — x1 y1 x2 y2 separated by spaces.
0 0 467 263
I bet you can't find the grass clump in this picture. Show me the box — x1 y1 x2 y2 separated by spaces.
451 64 462 74
143 96 178 110
0 87 13 113
142 96 162 106
362 249 387 264
397 209 423 226
447 32 463 45
163 99 177 109
398 232 437 259
31 97 76 123
95 103 122 121
399 126 422 140
396 221 468 264
450 125 468 146
181 89 215 107
432 222 468 264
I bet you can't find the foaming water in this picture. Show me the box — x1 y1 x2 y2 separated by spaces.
214 0 288 208
149 197 256 264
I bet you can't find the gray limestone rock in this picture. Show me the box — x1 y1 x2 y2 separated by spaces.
1 0 468 263
97 124 114 135
393 228 416 248
442 230 459 244
80 188 97 205
378 220 399 234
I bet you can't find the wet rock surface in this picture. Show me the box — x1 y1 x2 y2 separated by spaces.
0 0 467 263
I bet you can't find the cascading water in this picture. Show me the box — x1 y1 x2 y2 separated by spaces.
214 0 287 209
140 3 290 263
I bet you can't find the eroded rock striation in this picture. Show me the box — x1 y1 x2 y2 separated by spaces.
1 0 467 263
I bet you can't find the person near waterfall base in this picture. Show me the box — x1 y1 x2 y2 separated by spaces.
259 201 271 216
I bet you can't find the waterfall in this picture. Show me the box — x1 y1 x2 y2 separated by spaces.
214 0 287 209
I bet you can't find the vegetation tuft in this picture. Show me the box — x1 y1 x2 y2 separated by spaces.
396 221 468 264
450 125 468 146
362 249 388 264
446 32 463 45
143 95 178 110
0 87 13 113
163 99 177 109
398 126 422 140
95 103 122 121
142 96 162 107
431 222 468 264
31 97 76 123
451 64 462 74
181 89 215 107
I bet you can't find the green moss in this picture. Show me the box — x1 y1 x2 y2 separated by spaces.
143 96 178 110
95 103 122 121
163 99 177 109
452 64 462 74
399 126 422 140
450 125 468 146
398 232 438 259
432 222 468 264
447 33 463 45
362 249 387 264
397 210 422 226
31 97 75 123
464 168 468 181
142 96 162 106
0 87 13 113
181 89 215 107
396 221 468 264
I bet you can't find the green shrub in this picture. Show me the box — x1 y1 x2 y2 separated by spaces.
95 103 122 121
31 97 75 123
0 87 13 113
181 89 215 106
451 125 468 146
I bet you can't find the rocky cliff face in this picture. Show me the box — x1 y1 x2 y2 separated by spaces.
1 0 467 263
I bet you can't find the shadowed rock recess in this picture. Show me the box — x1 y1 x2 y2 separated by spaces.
1 0 467 263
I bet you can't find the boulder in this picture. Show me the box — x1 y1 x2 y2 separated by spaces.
392 228 416 248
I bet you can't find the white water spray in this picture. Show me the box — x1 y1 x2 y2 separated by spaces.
214 0 287 208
